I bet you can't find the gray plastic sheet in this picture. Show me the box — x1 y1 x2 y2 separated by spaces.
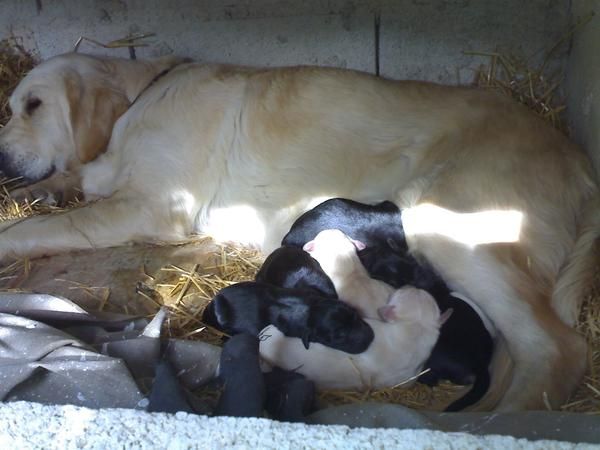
0 292 220 410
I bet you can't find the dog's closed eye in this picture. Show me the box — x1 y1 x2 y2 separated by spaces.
25 97 42 115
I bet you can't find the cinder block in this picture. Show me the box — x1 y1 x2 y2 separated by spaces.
0 0 375 73
565 0 600 177
379 0 570 84
0 1 573 89
135 13 375 72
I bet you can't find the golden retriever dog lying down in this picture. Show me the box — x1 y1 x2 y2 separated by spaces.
0 53 598 411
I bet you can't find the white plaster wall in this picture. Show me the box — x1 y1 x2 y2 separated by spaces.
0 0 570 84
566 0 600 177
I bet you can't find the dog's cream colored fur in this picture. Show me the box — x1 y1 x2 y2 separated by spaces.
0 53 598 411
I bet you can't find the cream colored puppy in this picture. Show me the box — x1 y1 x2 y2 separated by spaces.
0 53 598 411
259 286 443 390
303 228 395 319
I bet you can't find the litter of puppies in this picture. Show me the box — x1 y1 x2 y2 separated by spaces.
199 197 496 414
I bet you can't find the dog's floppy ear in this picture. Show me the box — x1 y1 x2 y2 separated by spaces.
66 73 130 165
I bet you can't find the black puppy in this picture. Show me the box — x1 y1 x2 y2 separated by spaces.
282 197 411 293
202 281 373 354
356 239 417 286
282 198 406 250
264 367 315 423
255 246 338 298
214 333 265 418
383 260 494 412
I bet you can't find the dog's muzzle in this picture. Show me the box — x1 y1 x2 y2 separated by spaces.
0 147 55 184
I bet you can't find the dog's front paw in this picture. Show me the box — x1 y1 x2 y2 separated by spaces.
9 187 60 206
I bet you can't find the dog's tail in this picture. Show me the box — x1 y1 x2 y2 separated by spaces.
552 191 600 326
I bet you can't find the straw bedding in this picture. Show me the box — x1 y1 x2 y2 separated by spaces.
0 38 598 413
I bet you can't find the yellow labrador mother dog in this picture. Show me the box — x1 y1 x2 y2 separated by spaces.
0 53 598 411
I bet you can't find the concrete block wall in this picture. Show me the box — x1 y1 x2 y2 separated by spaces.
566 0 600 177
0 0 570 84
379 1 570 83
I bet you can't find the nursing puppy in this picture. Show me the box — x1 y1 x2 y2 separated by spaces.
429 291 495 412
0 52 597 410
202 281 374 354
366 254 495 411
357 239 419 288
282 198 418 299
214 333 265 418
282 198 405 250
259 286 444 390
404 263 494 409
302 229 395 319
255 246 338 298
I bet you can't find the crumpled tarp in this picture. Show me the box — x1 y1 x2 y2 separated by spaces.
0 292 220 410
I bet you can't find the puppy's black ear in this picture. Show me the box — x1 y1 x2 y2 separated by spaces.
212 294 232 326
301 330 311 350
201 301 217 327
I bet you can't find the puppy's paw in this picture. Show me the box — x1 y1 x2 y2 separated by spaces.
9 187 60 206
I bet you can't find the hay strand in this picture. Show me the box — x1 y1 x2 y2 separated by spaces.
0 37 36 126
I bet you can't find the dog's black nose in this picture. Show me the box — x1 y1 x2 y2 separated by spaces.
0 150 24 180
